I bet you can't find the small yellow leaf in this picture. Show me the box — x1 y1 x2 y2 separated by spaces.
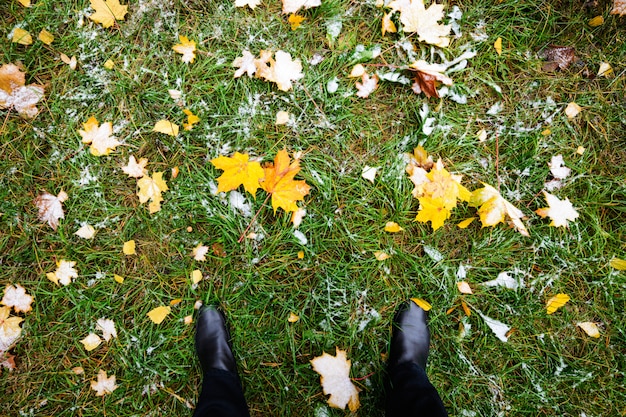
541 128 551 136
588 15 604 27
349 64 365 78
546 293 570 314
153 120 179 136
461 300 471 317
597 62 613 77
191 269 202 284
476 129 487 142
184 315 193 325
494 37 502 55
288 312 300 323
457 217 475 229
123 240 135 255
275 110 290 125
60 53 77 70
12 28 33 45
72 366 84 375
565 102 581 119
381 12 397 36
18 0 31 6
410 298 432 311
103 59 115 70
457 281 473 294
183 109 199 130
38 29 54 45
89 0 128 28
113 274 124 283
374 251 391 261
170 298 182 306
576 146 586 155
384 221 403 233
297 251 305 259
172 35 197 63
609 258 626 270
576 321 600 338
147 306 171 324
80 333 102 351
288 14 306 30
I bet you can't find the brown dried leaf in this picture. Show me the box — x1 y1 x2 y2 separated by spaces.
539 45 577 71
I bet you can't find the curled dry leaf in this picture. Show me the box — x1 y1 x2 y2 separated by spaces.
611 0 626 15
310 347 360 411
1 284 34 313
0 63 44 118
539 45 577 72
409 60 453 98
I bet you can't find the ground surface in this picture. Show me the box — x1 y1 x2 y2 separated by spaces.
1 0 625 416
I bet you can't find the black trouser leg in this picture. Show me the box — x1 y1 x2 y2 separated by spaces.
193 368 250 417
386 362 448 417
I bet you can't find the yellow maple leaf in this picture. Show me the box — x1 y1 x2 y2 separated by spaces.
288 14 305 30
310 347 360 411
0 306 23 350
382 12 397 36
153 119 179 136
137 172 169 213
172 36 197 64
469 183 529 236
260 150 311 213
89 0 128 28
211 152 265 196
535 191 579 228
78 116 121 156
389 0 451 47
546 293 570 314
0 63 44 118
147 306 171 324
415 196 450 230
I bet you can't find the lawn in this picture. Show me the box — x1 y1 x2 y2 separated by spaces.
1 0 625 416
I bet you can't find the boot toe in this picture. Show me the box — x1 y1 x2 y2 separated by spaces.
195 306 236 373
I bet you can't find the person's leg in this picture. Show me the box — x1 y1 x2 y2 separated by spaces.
385 301 448 417
193 306 250 417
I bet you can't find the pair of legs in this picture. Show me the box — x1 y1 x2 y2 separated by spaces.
193 301 447 417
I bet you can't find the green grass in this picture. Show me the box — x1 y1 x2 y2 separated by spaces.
1 0 625 415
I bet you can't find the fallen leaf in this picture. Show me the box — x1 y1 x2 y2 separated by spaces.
349 64 366 78
361 166 378 183
410 298 432 311
75 224 96 239
407 146 434 171
292 207 307 228
461 300 471 316
91 369 118 396
389 0 451 47
259 50 304 91
0 63 44 118
72 366 84 375
457 281 473 294
211 152 265 196
494 37 502 55
137 172 169 213
609 258 626 270
597 62 613 77
121 155 148 178
310 347 360 411
192 243 209 261
469 183 529 236
409 60 452 98
46 259 78 286
191 269 202 284
122 240 135 255
96 318 117 341
79 116 121 156
382 12 397 36
60 53 77 70
480 271 522 290
288 14 306 30
103 59 115 69
548 154 571 179
0 306 23 353
173 36 197 64
38 29 54 45
457 217 475 229
233 50 257 78
275 110 290 125
611 0 626 15
12 28 32 45
80 333 102 351
355 72 378 98
384 221 403 233
288 312 300 323
89 0 128 28
260 149 311 213
17 0 31 6
565 102 581 119
546 293 570 314
576 146 586 155
147 306 171 324
415 197 450 231
0 352 17 370
477 311 510 342
576 322 600 338
183 109 199 130
113 274 124 283
535 191 579 228
170 299 182 306
1 284 33 313
282 0 321 14
539 45 577 71
374 251 391 261
35 190 68 230
184 315 193 325
588 15 604 26
235 0 261 8
297 250 305 259
153 120 179 136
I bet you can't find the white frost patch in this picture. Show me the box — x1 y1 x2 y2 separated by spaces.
487 102 503 115
456 263 468 279
460 410 477 417
548 154 571 179
325 16 342 41
481 271 523 290
555 356 567 376
470 20 488 42
77 166 98 186
448 6 463 38
228 191 252 218
423 245 444 262
327 77 339 93
477 311 510 342
293 230 307 245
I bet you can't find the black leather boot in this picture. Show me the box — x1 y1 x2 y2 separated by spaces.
388 300 431 370
195 306 236 374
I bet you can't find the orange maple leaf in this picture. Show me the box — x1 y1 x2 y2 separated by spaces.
260 150 310 213
211 152 265 197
